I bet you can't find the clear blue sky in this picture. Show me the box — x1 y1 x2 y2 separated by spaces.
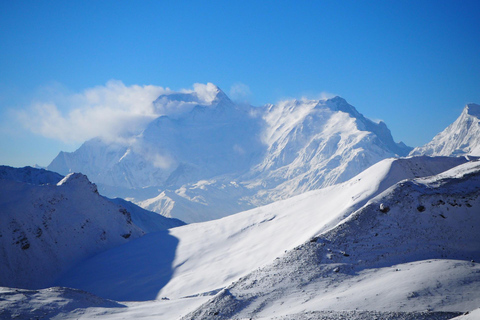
1 0 479 167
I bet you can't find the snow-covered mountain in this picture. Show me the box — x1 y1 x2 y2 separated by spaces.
4 155 478 319
54 156 470 301
183 159 480 319
0 166 182 290
411 103 480 157
47 84 411 222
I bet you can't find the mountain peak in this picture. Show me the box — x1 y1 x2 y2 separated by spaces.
325 96 362 119
410 102 480 157
192 83 232 106
465 103 480 118
57 173 98 194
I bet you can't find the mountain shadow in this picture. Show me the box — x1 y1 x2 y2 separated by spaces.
55 230 179 301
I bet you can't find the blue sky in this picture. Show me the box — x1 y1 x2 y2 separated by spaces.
1 0 479 167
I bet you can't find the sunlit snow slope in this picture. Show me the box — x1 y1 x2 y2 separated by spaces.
184 160 480 319
55 156 468 301
1 156 477 320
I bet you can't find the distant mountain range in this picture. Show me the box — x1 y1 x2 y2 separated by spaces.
47 84 413 223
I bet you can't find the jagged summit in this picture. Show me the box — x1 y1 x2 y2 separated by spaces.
57 172 99 194
465 103 480 117
326 96 362 118
410 102 480 157
326 97 410 156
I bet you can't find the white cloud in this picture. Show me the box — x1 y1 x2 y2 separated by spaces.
192 83 221 104
17 80 169 144
17 81 237 145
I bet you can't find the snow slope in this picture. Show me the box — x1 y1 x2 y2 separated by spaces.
1 156 477 319
0 287 124 320
451 308 480 320
0 286 210 320
411 103 480 157
0 165 187 290
0 284 463 320
184 160 480 319
48 85 411 222
55 156 468 302
0 171 146 289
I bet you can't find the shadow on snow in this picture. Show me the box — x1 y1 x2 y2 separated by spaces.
55 230 179 301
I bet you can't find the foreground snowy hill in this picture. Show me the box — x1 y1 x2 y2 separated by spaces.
0 166 183 290
411 103 480 157
55 156 468 301
0 172 145 289
48 84 411 222
184 160 480 319
1 156 477 319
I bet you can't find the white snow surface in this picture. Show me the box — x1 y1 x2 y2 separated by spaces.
47 88 411 222
411 103 480 157
0 286 210 320
0 171 147 289
1 156 479 319
451 308 480 320
55 156 469 301
183 159 480 319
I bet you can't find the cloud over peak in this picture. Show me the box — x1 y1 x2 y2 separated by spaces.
18 81 169 144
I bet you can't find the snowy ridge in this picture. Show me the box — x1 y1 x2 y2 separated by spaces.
109 197 185 232
183 160 480 319
48 87 412 223
54 156 468 302
411 103 480 157
0 165 63 185
245 97 411 205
